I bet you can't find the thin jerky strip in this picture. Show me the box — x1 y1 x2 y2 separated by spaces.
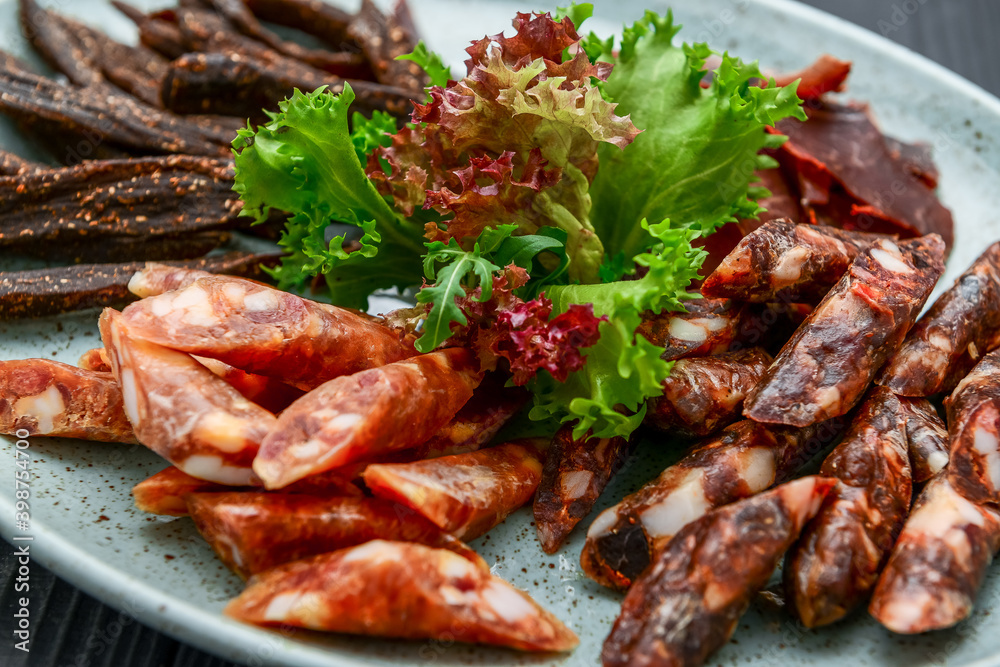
899 397 949 483
0 148 40 176
637 297 747 360
224 540 578 652
119 275 417 390
581 418 843 590
784 387 912 628
243 0 356 52
744 236 945 427
187 493 484 580
348 0 427 92
869 474 1000 633
100 309 277 486
533 426 631 554
881 242 1000 397
944 349 1000 505
29 231 229 265
701 219 893 303
112 2 188 59
0 252 281 320
602 477 835 667
365 439 544 541
256 348 482 488
20 0 103 87
645 347 772 437
0 359 136 443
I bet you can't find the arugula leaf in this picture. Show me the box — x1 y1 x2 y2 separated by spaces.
396 41 452 88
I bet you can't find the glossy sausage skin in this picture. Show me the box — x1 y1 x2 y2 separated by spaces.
191 356 305 414
645 348 772 437
224 540 579 652
944 349 1000 504
869 474 1000 633
186 493 484 579
784 387 912 628
880 242 1000 397
637 297 747 360
898 397 949 484
254 348 482 489
701 219 891 304
533 426 631 554
744 236 945 427
77 348 111 373
118 275 416 390
0 358 136 443
363 439 545 541
602 477 835 667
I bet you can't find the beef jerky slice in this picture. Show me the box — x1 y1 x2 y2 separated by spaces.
0 359 135 443
899 397 949 484
645 348 772 437
348 0 427 92
637 297 747 360
944 349 1000 505
881 242 1000 397
869 474 1000 633
533 426 631 554
772 54 851 100
701 219 892 303
784 387 912 627
744 236 945 427
581 418 844 590
256 349 482 488
602 477 835 667
225 540 578 652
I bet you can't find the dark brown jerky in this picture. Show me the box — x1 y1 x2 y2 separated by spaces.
581 418 845 590
771 54 851 100
533 425 632 554
784 387 912 628
869 473 1000 633
243 0 356 52
0 252 282 319
637 297 747 360
0 149 40 176
349 0 428 93
701 219 893 303
112 2 188 59
898 397 949 484
880 242 1000 397
35 231 229 264
744 236 945 427
886 137 939 189
645 348 772 437
602 476 835 667
944 349 1000 505
20 0 102 86
0 359 136 443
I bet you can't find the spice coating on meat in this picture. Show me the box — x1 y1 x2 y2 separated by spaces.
255 348 482 489
534 426 631 554
364 438 544 541
645 348 772 437
744 236 945 427
702 219 892 304
0 359 136 443
224 540 578 652
637 297 747 360
784 387 912 628
945 349 1000 505
869 474 1000 634
602 476 835 667
898 397 949 483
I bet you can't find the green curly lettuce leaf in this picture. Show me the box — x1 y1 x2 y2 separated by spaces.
396 41 452 89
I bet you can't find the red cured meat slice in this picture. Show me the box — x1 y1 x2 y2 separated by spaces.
944 349 1000 505
771 54 851 100
637 297 747 360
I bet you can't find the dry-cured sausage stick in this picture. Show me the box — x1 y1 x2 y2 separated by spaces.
869 474 1000 633
255 348 482 489
784 387 912 628
363 438 544 541
880 242 1000 397
100 309 276 485
348 0 427 93
186 493 484 580
112 2 189 59
0 359 136 444
645 348 772 437
119 276 416 391
898 397 949 484
744 236 946 427
192 357 305 414
242 0 355 51
637 297 747 360
944 349 1000 505
581 418 843 590
0 148 39 176
602 476 835 667
701 219 892 304
225 540 578 652
533 427 631 554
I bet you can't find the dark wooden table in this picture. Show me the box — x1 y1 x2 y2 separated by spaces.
3 1 1000 666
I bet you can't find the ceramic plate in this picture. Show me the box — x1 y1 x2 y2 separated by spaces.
3 1 1000 665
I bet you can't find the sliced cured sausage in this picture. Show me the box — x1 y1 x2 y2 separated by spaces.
880 242 1000 397
898 397 949 484
0 359 135 443
224 540 579 652
744 236 945 427
77 348 111 373
255 348 482 489
602 476 835 667
191 356 305 414
637 297 746 360
944 349 1000 505
363 439 544 541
